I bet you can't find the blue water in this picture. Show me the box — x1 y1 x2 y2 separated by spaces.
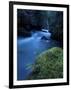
17 30 62 80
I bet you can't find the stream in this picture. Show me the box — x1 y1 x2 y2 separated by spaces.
17 29 62 80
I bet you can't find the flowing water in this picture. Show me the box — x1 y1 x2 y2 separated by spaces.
17 30 62 80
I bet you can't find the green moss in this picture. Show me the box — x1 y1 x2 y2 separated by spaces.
28 47 63 79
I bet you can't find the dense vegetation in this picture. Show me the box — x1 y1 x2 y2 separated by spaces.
17 9 63 42
28 47 63 79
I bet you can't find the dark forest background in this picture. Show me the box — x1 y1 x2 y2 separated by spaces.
17 9 63 42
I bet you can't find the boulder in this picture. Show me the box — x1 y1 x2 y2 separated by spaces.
41 36 49 40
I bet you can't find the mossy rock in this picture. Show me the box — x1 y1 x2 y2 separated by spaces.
28 47 63 79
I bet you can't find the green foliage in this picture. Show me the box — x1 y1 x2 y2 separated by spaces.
28 47 63 79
